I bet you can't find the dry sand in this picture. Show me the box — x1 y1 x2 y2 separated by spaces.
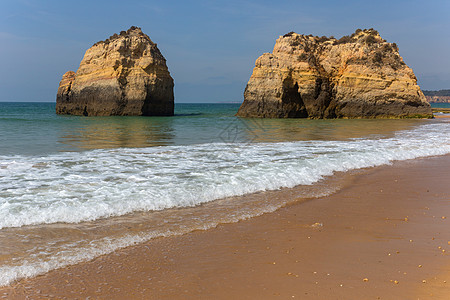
1 155 449 299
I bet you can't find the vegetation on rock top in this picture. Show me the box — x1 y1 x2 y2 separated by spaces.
423 90 450 96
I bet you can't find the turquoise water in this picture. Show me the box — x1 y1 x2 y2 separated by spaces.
0 102 449 286
431 103 450 108
0 102 438 155
0 103 242 155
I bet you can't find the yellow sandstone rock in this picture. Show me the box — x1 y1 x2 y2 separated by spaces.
237 29 432 119
56 26 174 116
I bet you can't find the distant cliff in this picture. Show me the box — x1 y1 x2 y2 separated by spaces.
237 29 432 118
56 26 174 116
423 90 450 103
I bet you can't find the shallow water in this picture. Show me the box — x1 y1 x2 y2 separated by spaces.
0 102 449 286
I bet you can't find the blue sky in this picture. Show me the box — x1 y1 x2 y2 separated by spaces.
1 0 449 102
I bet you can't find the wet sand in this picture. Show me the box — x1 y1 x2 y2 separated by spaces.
432 108 450 114
1 155 449 299
434 114 450 119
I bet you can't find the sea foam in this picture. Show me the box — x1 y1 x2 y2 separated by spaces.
0 121 449 230
0 121 449 286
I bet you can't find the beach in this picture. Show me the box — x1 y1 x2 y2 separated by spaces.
1 154 448 299
2 0 450 298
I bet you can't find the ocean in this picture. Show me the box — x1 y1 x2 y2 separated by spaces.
0 102 449 286
431 103 450 108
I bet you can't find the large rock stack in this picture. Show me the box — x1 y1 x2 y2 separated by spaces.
237 29 432 118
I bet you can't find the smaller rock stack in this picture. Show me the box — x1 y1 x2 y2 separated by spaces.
56 26 174 116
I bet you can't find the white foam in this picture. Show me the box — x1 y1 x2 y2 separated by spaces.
0 122 449 230
0 121 449 286
0 201 283 287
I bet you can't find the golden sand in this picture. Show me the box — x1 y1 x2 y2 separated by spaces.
1 155 449 299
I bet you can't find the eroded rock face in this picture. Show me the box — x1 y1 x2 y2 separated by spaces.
56 26 174 116
425 96 450 104
237 29 432 118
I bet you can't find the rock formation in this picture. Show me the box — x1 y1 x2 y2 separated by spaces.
425 96 450 104
237 29 432 118
56 26 174 116
423 90 450 103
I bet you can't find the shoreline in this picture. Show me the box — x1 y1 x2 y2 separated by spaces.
1 155 450 299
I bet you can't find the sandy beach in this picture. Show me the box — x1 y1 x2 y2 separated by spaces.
1 154 449 299
2 1 450 299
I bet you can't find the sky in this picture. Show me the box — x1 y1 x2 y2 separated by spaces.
1 0 449 103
